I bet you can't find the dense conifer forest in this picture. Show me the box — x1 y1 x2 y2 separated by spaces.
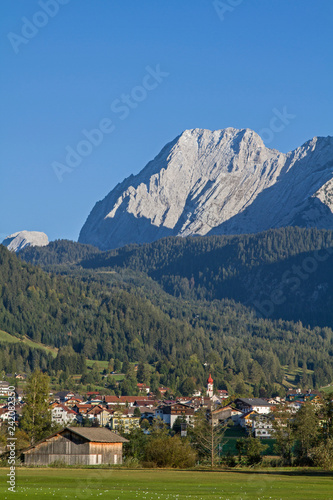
1 227 333 394
21 227 333 326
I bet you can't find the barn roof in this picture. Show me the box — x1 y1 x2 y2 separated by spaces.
23 426 128 453
235 398 273 407
66 427 128 443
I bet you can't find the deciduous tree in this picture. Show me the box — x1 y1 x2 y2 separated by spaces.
272 406 294 465
293 402 320 465
236 436 268 465
190 409 226 467
20 370 52 445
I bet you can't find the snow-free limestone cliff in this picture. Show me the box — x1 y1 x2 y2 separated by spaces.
79 128 333 250
2 231 49 252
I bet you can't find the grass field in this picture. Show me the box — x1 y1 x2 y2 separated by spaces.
86 359 110 369
320 384 333 394
281 365 314 389
0 468 332 500
0 329 58 358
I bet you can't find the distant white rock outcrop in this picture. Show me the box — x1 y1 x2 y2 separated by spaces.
79 128 333 250
2 231 49 252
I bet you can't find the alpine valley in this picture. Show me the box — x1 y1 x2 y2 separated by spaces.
1 128 333 398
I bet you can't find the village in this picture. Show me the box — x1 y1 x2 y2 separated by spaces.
0 375 325 466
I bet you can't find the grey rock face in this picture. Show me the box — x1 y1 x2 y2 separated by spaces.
2 231 49 252
79 128 333 250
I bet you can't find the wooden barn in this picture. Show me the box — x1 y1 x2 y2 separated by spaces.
23 426 128 466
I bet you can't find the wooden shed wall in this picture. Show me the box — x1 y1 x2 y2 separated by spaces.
24 433 90 466
89 442 123 464
24 432 124 465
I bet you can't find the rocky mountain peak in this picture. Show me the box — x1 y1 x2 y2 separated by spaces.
79 128 333 250
2 231 49 252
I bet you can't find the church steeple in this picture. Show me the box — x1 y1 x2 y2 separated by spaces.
207 373 213 398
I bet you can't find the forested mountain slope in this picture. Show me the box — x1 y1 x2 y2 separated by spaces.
20 239 100 268
78 227 333 327
2 240 333 391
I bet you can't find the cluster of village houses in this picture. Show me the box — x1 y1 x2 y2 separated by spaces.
0 376 323 466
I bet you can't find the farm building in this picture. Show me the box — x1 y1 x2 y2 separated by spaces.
23 426 128 466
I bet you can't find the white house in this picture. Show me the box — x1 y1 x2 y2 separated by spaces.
251 413 274 438
51 404 77 426
0 381 10 397
0 408 12 424
234 398 274 415
155 403 195 428
217 389 229 400
287 401 303 412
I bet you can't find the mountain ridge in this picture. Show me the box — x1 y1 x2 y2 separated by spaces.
79 128 333 250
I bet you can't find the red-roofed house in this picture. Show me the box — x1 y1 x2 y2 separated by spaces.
0 408 11 424
158 387 170 396
137 383 150 394
86 406 112 426
73 403 95 415
86 392 101 399
217 390 229 400
63 397 84 408
51 404 77 426
104 396 139 407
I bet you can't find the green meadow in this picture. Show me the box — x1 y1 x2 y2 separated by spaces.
0 329 58 358
0 468 332 500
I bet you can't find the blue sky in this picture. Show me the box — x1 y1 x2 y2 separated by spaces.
1 0 332 242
